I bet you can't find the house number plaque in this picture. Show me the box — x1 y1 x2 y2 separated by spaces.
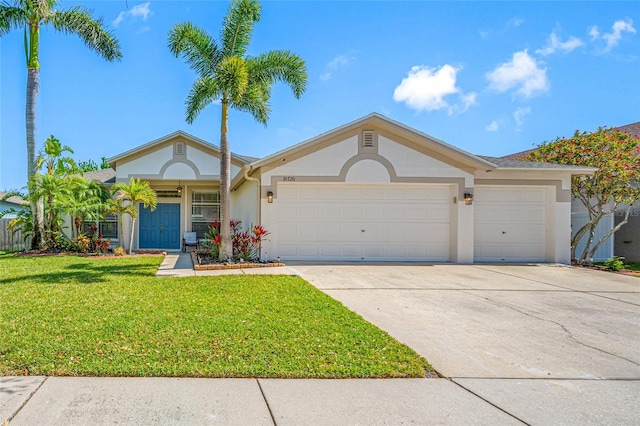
283 176 296 182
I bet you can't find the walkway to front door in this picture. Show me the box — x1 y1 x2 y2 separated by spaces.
139 203 180 249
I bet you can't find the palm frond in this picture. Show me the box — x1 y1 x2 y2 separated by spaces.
249 50 307 98
50 6 121 61
168 22 221 78
221 0 260 58
185 77 221 124
0 3 29 36
231 81 270 125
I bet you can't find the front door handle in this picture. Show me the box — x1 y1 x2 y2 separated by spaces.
160 223 163 233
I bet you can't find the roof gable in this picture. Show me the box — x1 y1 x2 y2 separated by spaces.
107 130 250 168
249 113 497 172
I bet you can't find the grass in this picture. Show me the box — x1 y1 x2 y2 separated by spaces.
0 254 432 378
622 262 640 271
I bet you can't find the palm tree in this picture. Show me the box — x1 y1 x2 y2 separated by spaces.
36 135 78 177
61 177 108 238
105 198 136 250
0 0 122 250
168 0 307 260
110 178 157 254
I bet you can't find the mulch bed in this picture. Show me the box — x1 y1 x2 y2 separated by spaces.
11 249 166 258
190 249 285 270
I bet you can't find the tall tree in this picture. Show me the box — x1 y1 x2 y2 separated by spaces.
168 0 307 259
110 178 157 255
521 127 640 263
0 0 122 250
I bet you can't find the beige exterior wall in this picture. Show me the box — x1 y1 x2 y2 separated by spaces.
230 179 260 232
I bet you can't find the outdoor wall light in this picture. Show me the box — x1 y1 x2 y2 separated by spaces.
177 181 182 197
267 191 273 203
463 193 473 205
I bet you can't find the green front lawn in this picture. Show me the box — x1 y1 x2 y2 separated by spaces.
0 255 431 378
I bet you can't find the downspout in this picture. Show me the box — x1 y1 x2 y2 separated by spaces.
243 166 263 259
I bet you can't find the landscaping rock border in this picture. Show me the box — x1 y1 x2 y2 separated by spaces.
190 250 285 270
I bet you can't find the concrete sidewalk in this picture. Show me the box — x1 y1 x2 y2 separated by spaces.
155 251 296 277
1 376 520 425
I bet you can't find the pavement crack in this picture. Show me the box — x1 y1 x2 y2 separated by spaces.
256 379 277 425
449 378 529 425
4 376 48 425
462 290 640 369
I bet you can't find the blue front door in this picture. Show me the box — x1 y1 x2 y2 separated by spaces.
139 203 180 249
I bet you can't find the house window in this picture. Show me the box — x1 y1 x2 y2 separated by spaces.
83 215 118 239
191 191 220 237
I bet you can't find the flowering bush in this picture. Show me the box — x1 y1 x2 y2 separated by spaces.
202 220 269 261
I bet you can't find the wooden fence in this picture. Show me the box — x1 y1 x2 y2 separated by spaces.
0 218 30 251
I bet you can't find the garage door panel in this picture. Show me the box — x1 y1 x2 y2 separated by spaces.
298 205 319 219
276 184 452 261
298 244 319 257
474 186 548 262
525 207 546 223
429 223 451 240
340 206 361 219
427 244 450 260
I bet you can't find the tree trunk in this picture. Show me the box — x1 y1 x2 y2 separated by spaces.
26 66 44 250
219 99 232 260
129 216 136 255
587 207 631 260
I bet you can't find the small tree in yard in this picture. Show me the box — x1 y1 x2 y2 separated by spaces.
521 127 640 264
110 178 157 255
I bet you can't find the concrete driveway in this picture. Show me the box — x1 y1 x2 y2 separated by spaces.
289 263 640 425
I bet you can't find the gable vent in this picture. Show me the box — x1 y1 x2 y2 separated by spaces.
363 131 375 147
175 142 185 156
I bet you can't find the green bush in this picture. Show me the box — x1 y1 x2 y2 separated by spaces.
603 256 626 271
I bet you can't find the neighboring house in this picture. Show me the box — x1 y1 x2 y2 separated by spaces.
102 113 593 263
0 191 29 250
0 191 28 219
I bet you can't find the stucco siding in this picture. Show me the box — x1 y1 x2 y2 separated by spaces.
231 180 259 234
378 136 472 181
262 136 358 180
116 146 173 179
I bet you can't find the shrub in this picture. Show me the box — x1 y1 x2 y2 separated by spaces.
202 220 269 261
112 246 126 256
73 234 92 253
604 256 626 272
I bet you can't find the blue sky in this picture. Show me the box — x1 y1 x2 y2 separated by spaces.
1 0 639 191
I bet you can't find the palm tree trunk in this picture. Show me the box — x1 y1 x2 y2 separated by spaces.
219 99 232 260
26 65 44 250
129 217 136 255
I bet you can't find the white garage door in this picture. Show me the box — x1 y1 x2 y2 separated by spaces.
474 186 548 262
276 184 452 261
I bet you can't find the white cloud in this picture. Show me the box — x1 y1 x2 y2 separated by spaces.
486 50 549 98
113 2 152 27
589 19 636 51
508 18 524 29
459 92 478 112
514 107 531 127
486 121 499 132
394 64 476 113
319 54 353 81
602 18 636 51
536 30 583 56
